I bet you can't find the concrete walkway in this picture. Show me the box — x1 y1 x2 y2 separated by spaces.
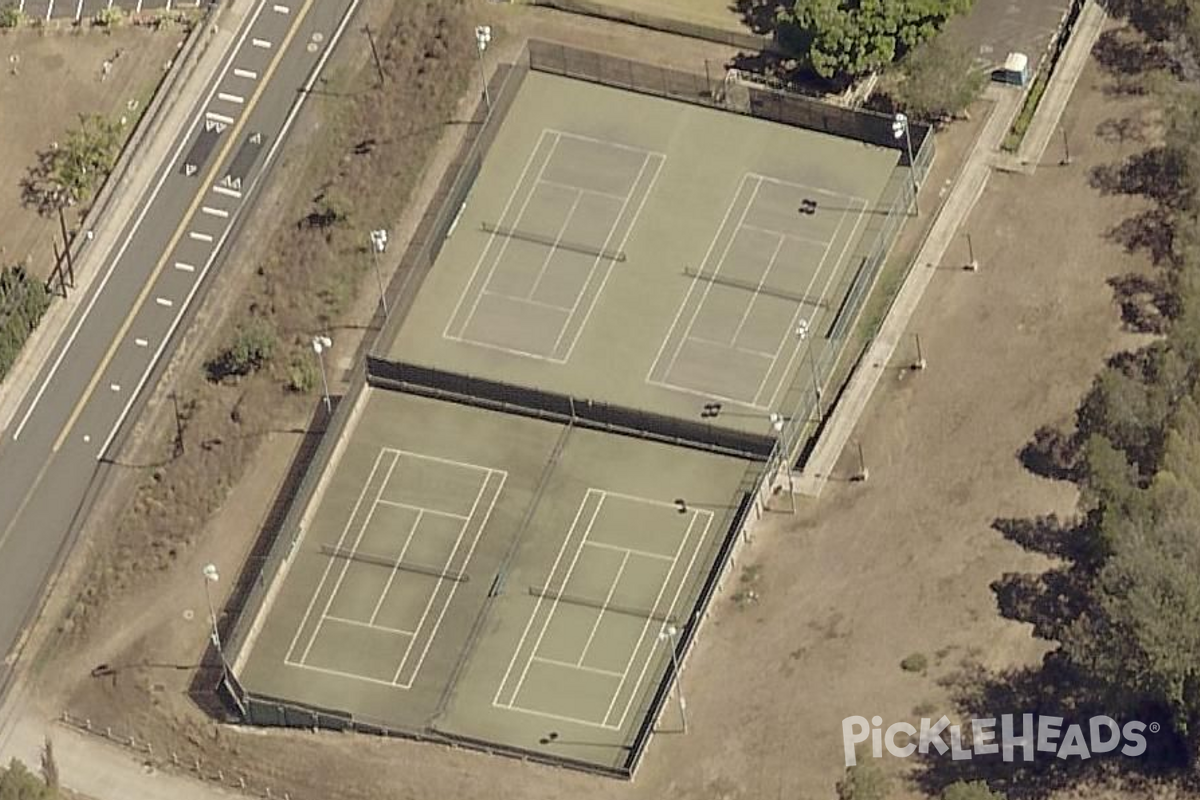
793 1 1106 496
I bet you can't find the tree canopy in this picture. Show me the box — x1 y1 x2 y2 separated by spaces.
778 0 974 79
0 760 57 800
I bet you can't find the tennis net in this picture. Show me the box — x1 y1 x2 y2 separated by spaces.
683 267 830 308
320 544 469 583
481 221 627 262
366 357 776 461
528 585 678 624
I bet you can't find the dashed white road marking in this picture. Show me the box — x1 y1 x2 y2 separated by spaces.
217 92 245 105
109 384 120 392
212 185 242 199
252 38 272 49
207 111 235 125
134 338 149 348
188 231 214 243
272 3 289 13
156 297 174 308
174 262 196 272
201 206 229 219
233 68 258 80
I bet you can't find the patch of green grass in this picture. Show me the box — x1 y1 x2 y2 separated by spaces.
1002 69 1051 153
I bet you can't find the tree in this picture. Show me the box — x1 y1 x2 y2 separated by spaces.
836 754 889 800
778 0 974 79
51 114 124 206
38 740 57 793
0 759 56 800
888 35 985 123
942 780 1006 800
204 319 277 382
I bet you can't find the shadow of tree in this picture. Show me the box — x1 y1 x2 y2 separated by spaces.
1107 208 1177 266
19 148 69 218
1108 271 1177 333
914 655 1187 800
1017 426 1080 482
1089 147 1188 207
1092 27 1177 76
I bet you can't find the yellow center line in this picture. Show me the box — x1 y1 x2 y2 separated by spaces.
52 0 316 454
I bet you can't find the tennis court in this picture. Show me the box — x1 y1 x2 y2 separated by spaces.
234 388 750 768
390 70 900 439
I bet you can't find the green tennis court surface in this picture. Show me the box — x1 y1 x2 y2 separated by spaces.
235 388 752 769
390 70 898 434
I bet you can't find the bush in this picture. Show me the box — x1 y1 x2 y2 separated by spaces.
205 320 276 382
900 652 928 673
0 266 52 380
889 35 986 123
0 5 24 28
836 754 889 800
285 353 318 393
943 780 1006 800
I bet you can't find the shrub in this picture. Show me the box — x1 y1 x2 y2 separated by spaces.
836 753 889 800
285 353 318 393
943 780 1006 800
92 6 123 26
900 652 928 673
205 320 276 382
0 5 23 28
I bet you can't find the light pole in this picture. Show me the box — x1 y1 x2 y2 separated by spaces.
369 228 390 321
658 625 688 733
474 25 492 113
892 113 919 215
770 413 797 512
311 335 333 414
794 319 823 421
202 564 226 672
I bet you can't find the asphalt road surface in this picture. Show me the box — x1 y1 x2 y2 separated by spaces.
0 0 364 691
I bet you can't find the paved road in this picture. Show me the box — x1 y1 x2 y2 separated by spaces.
0 0 365 688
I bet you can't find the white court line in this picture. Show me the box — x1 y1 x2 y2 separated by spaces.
398 469 507 688
494 703 618 731
281 660 404 688
298 453 400 665
727 234 787 346
740 222 831 249
764 196 870 409
645 173 759 389
526 190 583 300
375 498 470 520
368 509 425 625
538 177 628 202
482 289 572 314
252 38 272 49
201 206 229 219
494 489 598 709
442 129 555 343
555 152 664 361
174 262 195 272
324 615 415 636
665 175 764 378
233 68 259 80
534 656 623 678
750 171 870 204
390 469 493 685
505 492 607 708
217 92 245 105
612 511 712 730
576 550 630 666
686 334 775 359
212 184 242 199
585 539 676 562
380 445 498 474
283 449 393 663
455 133 563 342
543 127 657 156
